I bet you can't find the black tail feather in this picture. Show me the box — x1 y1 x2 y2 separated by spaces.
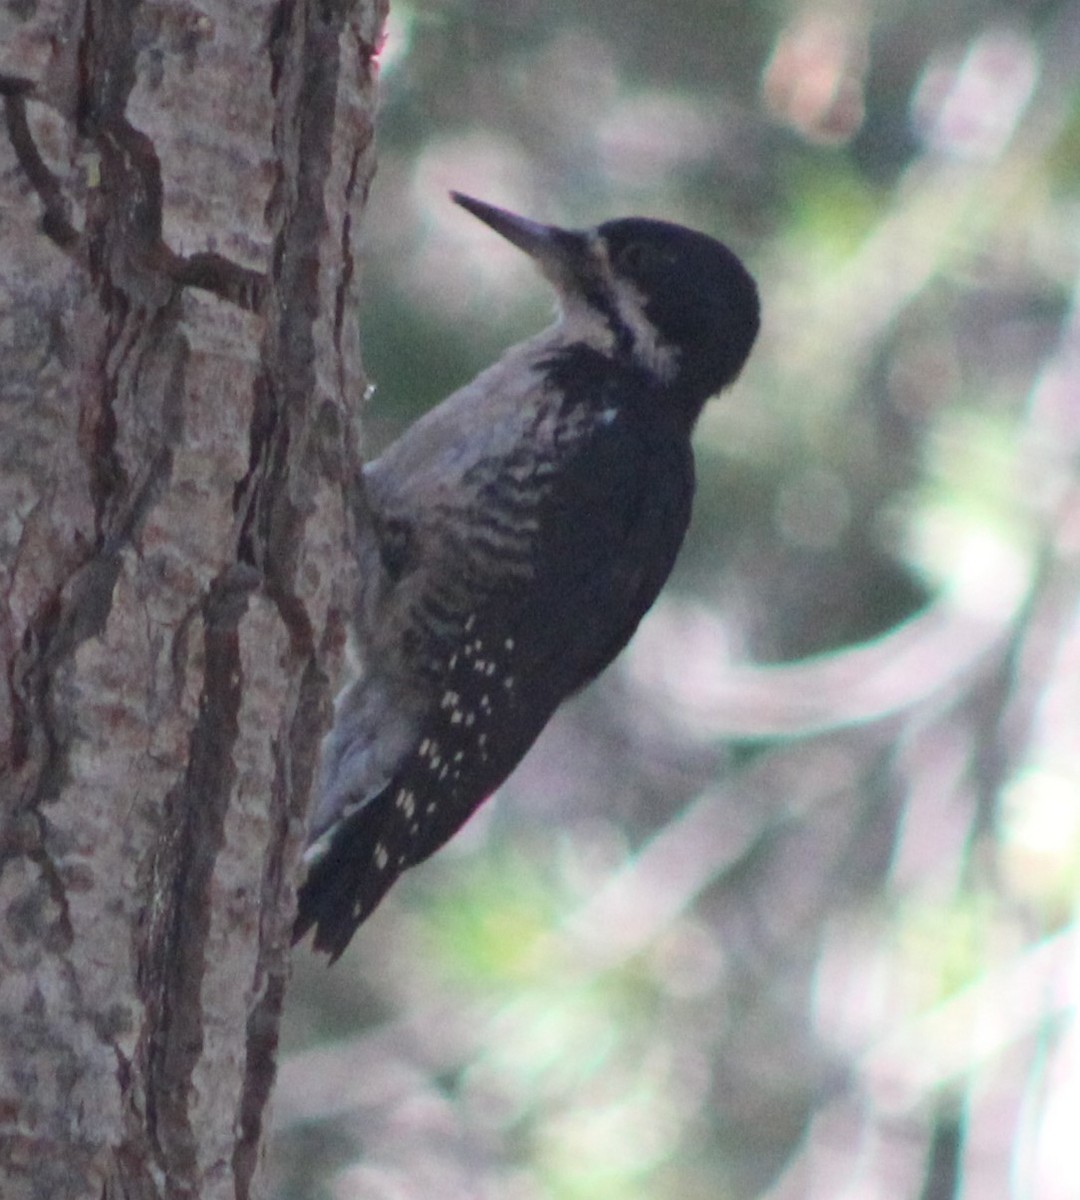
292 795 399 961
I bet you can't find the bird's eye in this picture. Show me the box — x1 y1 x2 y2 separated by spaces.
616 241 673 276
617 242 656 273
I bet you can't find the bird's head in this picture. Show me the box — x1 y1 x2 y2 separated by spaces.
452 192 760 413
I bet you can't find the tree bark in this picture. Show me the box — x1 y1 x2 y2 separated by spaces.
0 2 385 1197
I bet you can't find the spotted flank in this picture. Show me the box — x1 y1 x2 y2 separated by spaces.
293 604 532 959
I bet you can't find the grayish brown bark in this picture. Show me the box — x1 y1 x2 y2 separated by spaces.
0 1 386 1196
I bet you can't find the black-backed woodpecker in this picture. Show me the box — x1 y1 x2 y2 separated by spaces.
294 193 760 959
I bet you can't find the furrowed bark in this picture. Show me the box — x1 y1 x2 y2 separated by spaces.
0 2 386 1196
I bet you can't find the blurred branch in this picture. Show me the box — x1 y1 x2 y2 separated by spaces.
552 725 896 973
633 567 1025 739
859 923 1080 1106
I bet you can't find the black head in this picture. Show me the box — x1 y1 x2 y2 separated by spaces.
595 218 760 404
452 192 760 414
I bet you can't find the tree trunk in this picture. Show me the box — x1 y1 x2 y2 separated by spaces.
0 2 385 1196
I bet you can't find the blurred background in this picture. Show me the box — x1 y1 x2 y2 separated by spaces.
274 0 1080 1196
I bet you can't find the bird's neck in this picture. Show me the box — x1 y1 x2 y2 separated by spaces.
528 326 709 440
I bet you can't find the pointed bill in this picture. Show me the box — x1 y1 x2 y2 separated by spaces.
451 192 589 289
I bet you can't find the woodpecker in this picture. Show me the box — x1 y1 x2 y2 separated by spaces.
294 192 760 959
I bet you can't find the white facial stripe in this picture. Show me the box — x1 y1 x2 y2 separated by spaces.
613 280 680 383
555 295 617 353
556 235 680 384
